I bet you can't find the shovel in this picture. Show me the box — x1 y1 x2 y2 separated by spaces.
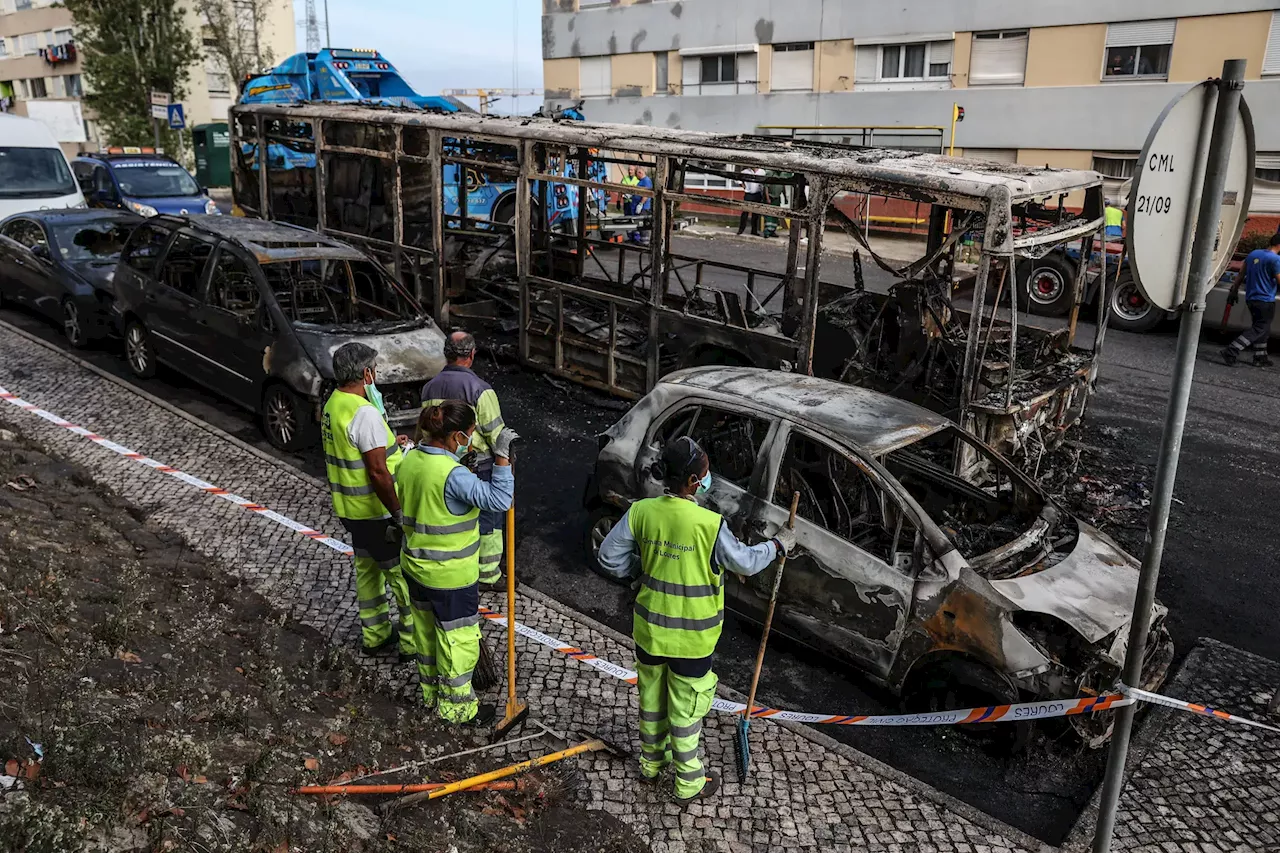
735 491 799 780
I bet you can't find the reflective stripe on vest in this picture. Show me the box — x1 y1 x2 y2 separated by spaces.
321 390 401 521
398 448 481 590
629 495 725 659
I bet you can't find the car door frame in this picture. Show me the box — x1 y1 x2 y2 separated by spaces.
145 228 219 379
633 394 781 546
196 241 275 408
0 217 56 316
745 418 931 680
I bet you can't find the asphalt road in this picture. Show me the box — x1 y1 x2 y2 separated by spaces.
2 233 1274 844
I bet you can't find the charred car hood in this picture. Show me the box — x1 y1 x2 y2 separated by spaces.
989 523 1139 643
292 322 447 384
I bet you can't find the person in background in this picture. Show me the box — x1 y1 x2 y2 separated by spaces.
630 166 654 244
595 436 796 804
397 401 518 725
737 167 766 236
421 331 507 585
1104 199 1124 240
321 342 415 660
1222 233 1280 367
620 165 639 214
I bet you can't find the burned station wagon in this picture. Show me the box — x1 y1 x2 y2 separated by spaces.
584 367 1173 745
112 215 447 450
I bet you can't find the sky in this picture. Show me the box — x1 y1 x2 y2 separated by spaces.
292 0 544 114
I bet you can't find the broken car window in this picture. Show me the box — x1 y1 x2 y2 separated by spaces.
121 223 174 275
686 406 769 488
262 258 420 327
884 426 1042 559
207 249 261 317
775 432 905 565
157 233 215 299
52 221 136 263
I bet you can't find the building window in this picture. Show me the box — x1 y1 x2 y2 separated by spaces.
15 0 32 10
579 55 611 98
969 30 1028 86
1093 153 1139 198
20 34 40 56
1104 20 1174 80
578 0 611 7
654 52 669 94
207 71 230 94
21 77 48 99
771 42 814 92
855 39 952 86
0 39 7 59
53 28 72 45
63 74 82 97
1264 12 1280 77
680 49 758 96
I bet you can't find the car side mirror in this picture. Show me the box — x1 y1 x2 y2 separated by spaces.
94 189 115 205
30 244 51 262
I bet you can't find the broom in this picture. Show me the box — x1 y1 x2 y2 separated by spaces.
735 491 799 780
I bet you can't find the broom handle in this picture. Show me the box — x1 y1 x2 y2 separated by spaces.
742 492 799 719
505 498 517 713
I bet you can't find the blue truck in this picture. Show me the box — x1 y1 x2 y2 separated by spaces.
237 48 602 232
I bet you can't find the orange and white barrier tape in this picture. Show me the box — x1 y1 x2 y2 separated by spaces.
2 380 1276 733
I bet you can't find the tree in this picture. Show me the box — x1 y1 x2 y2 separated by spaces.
193 0 276 97
62 0 196 150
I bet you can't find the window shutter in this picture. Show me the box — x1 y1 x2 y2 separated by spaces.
969 32 1028 85
854 45 878 81
771 46 814 91
1256 153 1280 170
929 40 953 64
682 57 700 89
579 56 611 98
737 52 758 86
1264 12 1280 76
1106 20 1175 47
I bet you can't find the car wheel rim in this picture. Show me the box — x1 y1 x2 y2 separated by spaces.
1028 270 1064 305
590 515 615 559
1111 282 1150 321
266 392 296 445
63 303 82 345
126 327 148 372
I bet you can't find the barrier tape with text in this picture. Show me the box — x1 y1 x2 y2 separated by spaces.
2 379 1275 733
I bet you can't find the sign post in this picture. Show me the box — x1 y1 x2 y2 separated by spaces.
149 90 171 152
1091 58 1252 853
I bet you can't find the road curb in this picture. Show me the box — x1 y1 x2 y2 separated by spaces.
0 317 1047 851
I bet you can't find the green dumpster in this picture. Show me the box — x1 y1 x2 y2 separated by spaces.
192 122 230 188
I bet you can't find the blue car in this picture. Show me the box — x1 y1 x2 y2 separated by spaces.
72 152 220 218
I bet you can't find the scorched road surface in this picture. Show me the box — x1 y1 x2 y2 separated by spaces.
3 236 1276 845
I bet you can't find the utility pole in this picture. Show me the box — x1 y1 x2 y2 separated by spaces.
324 0 331 48
1090 57 1247 853
305 0 321 53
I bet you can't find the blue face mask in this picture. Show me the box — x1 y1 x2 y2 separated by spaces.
696 470 712 495
364 370 386 417
451 431 472 461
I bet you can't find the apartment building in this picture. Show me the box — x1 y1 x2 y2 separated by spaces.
0 0 294 157
541 0 1280 219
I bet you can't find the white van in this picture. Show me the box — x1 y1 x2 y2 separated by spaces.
0 114 85 219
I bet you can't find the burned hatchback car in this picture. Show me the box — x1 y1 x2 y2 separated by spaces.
112 215 446 449
584 367 1173 745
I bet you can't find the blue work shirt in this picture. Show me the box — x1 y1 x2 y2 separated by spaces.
596 499 779 580
417 445 514 516
635 175 653 213
1243 249 1280 303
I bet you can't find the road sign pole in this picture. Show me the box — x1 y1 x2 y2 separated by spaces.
153 116 162 153
1091 58 1246 853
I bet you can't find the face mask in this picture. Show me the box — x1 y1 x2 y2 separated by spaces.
451 431 472 461
696 471 712 496
364 370 386 417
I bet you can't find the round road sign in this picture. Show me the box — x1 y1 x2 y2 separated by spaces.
1126 81 1254 312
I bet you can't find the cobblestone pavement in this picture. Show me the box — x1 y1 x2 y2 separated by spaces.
0 324 1040 853
1064 638 1280 853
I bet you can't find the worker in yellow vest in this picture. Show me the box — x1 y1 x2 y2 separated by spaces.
397 400 518 725
595 436 795 803
321 343 415 659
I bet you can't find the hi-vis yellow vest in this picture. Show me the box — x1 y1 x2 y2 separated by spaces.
321 390 401 521
397 449 482 590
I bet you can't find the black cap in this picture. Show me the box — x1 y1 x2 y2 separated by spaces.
651 436 707 486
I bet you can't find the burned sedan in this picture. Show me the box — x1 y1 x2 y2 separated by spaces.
583 367 1173 745
112 215 446 449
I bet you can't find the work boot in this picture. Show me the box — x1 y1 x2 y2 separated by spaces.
1254 353 1273 367
360 635 396 657
639 763 669 785
1221 347 1239 366
674 769 720 806
458 703 497 728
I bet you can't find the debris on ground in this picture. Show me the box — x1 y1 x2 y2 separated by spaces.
0 417 644 853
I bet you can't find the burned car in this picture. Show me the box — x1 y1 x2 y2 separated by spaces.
584 366 1173 745
112 215 446 449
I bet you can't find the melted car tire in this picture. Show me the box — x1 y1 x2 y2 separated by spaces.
261 384 317 452
904 658 1031 753
583 505 626 584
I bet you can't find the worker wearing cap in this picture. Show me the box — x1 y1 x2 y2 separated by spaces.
595 436 796 804
322 342 415 659
421 331 508 585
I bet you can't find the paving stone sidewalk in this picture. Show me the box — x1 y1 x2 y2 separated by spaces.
0 325 1040 853
1064 638 1280 853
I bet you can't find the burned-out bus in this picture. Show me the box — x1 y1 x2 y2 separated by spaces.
229 103 1109 462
